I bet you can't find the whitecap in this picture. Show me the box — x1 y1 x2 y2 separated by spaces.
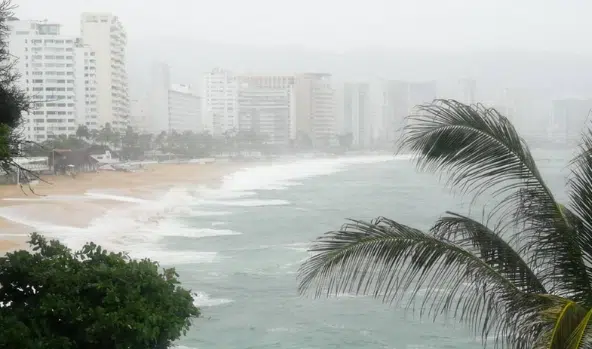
192 292 233 307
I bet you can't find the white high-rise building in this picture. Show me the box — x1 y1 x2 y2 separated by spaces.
341 82 373 148
8 19 91 142
459 78 476 105
237 82 292 146
80 12 129 133
74 39 98 130
203 68 238 136
293 73 336 146
145 62 171 134
169 84 201 133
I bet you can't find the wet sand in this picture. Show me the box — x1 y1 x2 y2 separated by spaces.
0 161 244 254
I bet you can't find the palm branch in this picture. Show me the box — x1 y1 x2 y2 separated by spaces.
298 100 592 348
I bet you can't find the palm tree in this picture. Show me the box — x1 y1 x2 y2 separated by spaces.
298 100 592 349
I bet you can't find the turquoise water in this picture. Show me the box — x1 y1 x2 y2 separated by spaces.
0 151 571 349
167 150 570 349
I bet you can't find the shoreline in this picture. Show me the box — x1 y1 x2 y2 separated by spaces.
0 161 246 254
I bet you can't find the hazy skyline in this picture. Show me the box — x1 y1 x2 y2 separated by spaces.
15 0 591 53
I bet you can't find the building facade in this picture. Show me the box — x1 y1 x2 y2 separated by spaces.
342 82 372 148
459 78 476 105
169 84 201 133
293 73 335 147
237 82 292 146
203 68 238 136
80 12 129 132
74 39 98 130
551 99 592 143
8 19 83 141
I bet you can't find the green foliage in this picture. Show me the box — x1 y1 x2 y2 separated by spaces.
298 100 592 349
0 233 200 349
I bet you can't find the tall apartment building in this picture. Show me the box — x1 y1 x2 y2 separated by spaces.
459 78 476 105
169 84 201 133
293 73 335 146
8 19 95 141
551 99 592 143
144 62 170 134
80 12 129 133
74 39 98 129
342 82 373 148
237 81 292 146
370 80 436 144
203 68 238 136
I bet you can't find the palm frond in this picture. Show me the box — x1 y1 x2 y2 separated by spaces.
400 99 590 301
298 217 555 348
431 212 546 294
565 129 592 305
568 308 592 349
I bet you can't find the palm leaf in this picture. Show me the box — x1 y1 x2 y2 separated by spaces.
400 99 591 301
565 129 592 305
431 212 545 294
298 217 555 348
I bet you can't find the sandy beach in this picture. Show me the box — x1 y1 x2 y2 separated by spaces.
0 161 245 254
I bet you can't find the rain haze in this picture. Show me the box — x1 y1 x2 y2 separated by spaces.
4 1 592 348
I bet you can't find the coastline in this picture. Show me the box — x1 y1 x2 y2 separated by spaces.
0 161 245 254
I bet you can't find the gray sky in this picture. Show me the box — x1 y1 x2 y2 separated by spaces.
14 0 591 52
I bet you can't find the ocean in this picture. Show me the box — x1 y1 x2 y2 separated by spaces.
0 150 572 349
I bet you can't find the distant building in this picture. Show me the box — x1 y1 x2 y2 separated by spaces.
145 62 171 134
80 12 130 132
293 73 336 147
8 19 93 141
237 82 292 146
459 78 476 104
203 68 238 136
369 79 436 144
168 84 201 133
341 82 373 148
74 39 98 130
551 99 592 142
129 97 148 133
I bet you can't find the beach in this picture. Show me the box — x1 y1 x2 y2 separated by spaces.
0 161 244 254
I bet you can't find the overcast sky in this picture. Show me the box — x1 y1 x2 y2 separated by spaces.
14 0 591 52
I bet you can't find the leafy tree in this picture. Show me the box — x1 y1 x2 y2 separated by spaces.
96 123 118 147
0 0 39 180
0 233 200 349
298 100 592 349
75 125 91 140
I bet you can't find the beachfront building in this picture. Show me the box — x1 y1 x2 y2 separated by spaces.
237 81 292 146
292 73 336 147
144 62 171 134
340 82 373 148
551 98 592 143
203 68 238 136
459 78 477 105
168 84 201 133
8 19 87 141
80 12 130 133
74 39 98 130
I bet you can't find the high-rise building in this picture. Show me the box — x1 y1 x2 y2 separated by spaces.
551 99 592 143
80 12 129 133
237 81 292 146
341 82 372 148
203 68 238 136
74 39 98 130
144 62 170 134
8 19 92 141
168 84 201 133
293 73 335 146
459 78 477 104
